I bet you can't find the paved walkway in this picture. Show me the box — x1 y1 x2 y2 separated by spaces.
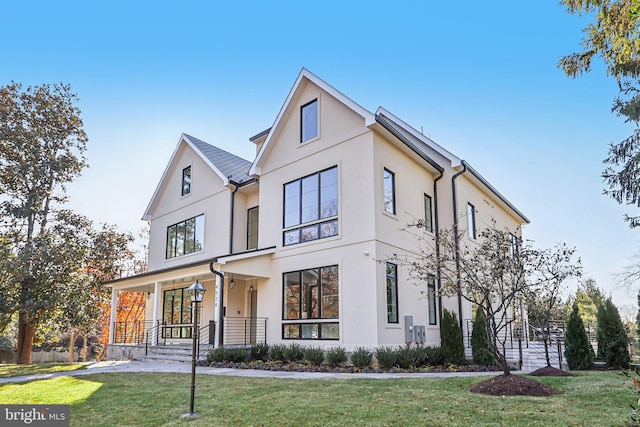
0 360 527 385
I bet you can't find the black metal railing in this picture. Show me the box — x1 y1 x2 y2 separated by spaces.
112 320 155 344
223 317 267 346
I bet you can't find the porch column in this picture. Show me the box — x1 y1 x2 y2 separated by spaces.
214 273 223 348
152 281 162 345
109 288 118 344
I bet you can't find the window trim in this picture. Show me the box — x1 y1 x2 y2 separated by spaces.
386 262 399 324
247 206 259 250
424 193 433 232
300 98 319 143
282 166 338 246
427 275 437 325
182 166 192 197
467 203 476 239
383 168 396 215
166 214 205 259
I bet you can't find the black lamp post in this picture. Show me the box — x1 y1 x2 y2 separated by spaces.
181 280 206 419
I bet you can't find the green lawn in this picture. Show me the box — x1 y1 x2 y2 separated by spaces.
0 371 634 426
0 362 86 378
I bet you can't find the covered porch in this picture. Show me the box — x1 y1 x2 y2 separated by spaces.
104 248 275 359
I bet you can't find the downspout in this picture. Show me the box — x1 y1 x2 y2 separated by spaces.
209 261 225 347
228 179 240 254
433 171 444 325
451 163 468 331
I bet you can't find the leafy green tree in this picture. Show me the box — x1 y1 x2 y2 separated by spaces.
441 309 465 365
560 1 640 226
471 307 495 366
564 303 595 370
597 298 631 368
567 278 607 325
0 82 88 363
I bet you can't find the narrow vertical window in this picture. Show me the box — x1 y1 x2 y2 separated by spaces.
182 166 191 196
467 203 476 239
301 99 318 142
427 275 437 325
511 233 519 257
247 206 259 250
386 262 398 323
424 194 433 232
383 168 396 215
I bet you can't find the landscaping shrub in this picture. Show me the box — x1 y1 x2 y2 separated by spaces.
250 342 270 362
269 344 286 362
226 347 249 363
207 347 226 363
283 343 305 362
376 346 398 369
425 346 445 366
564 303 594 370
303 346 325 365
441 309 465 365
326 346 348 366
471 307 496 367
597 298 630 368
396 346 428 369
350 347 373 368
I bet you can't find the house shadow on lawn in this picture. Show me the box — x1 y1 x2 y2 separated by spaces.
469 366 568 397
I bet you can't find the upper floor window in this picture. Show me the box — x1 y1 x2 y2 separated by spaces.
166 214 204 258
427 275 437 325
386 262 398 323
182 166 192 196
510 233 520 257
424 194 433 232
301 99 318 142
383 168 396 215
247 206 259 250
467 203 476 239
283 166 338 246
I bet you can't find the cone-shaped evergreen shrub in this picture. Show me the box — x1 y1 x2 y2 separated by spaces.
596 298 630 369
441 309 465 365
471 307 496 366
564 303 594 370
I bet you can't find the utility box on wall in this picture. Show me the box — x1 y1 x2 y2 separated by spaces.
414 325 426 344
404 315 414 344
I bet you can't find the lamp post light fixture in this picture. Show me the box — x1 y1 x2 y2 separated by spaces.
181 280 206 419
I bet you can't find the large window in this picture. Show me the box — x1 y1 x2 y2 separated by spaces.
424 194 433 232
162 287 193 338
166 214 204 258
386 262 398 323
383 168 395 214
301 99 318 142
247 206 259 250
283 167 338 246
467 203 476 239
427 275 437 325
182 166 191 196
282 265 339 340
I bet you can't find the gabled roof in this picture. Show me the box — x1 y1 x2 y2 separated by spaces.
142 134 252 220
249 68 376 176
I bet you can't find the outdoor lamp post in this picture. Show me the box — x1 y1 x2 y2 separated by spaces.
181 280 206 419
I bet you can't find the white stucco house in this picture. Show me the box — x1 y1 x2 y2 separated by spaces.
105 68 529 360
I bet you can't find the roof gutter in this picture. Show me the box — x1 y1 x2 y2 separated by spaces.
452 163 468 331
375 115 444 174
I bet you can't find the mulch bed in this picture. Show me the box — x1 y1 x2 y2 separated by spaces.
469 374 563 396
528 365 571 377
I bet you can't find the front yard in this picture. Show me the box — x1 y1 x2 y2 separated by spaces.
0 370 633 426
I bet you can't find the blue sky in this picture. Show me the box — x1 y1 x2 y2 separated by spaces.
3 1 638 311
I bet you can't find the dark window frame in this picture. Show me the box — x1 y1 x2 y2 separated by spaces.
166 214 204 259
424 194 433 232
282 166 338 246
300 98 319 142
427 275 437 325
386 262 399 323
383 168 396 215
162 287 193 338
247 206 259 250
182 166 192 196
467 203 476 239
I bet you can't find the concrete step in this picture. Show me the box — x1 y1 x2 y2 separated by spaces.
143 344 212 364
